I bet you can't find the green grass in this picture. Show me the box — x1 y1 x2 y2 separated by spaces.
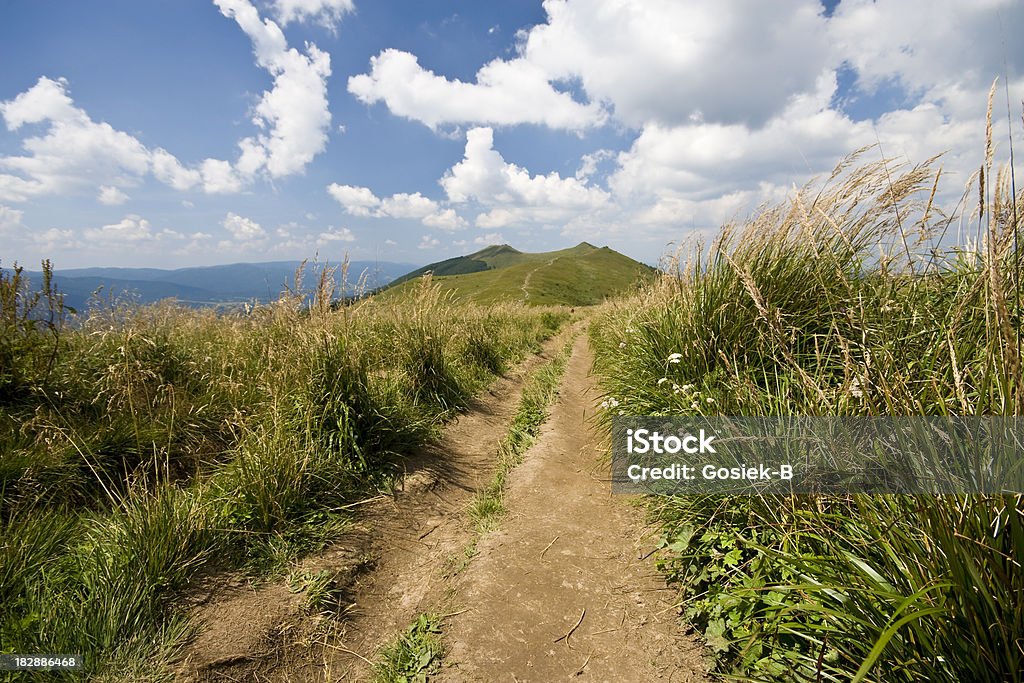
468 337 574 532
590 120 1024 682
379 243 655 307
0 268 568 681
373 613 446 683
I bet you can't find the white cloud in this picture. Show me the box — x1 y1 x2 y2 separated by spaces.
200 159 244 194
0 204 24 233
829 0 1023 104
32 228 77 250
327 182 469 230
83 215 183 244
152 148 202 192
422 208 467 231
575 149 613 180
474 232 505 245
0 77 152 202
384 238 397 246
348 1 831 131
270 0 353 29
348 48 605 131
327 183 381 216
317 227 355 244
522 0 830 128
97 186 128 206
380 192 437 219
222 212 267 242
441 127 609 228
0 2 337 205
215 0 333 179
418 234 440 249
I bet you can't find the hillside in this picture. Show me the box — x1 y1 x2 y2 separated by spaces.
379 242 655 306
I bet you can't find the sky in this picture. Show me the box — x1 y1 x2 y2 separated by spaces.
1 0 1023 270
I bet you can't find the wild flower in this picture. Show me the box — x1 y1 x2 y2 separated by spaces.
690 402 699 410
657 377 669 385
600 397 621 410
667 353 683 364
619 341 627 349
706 397 715 404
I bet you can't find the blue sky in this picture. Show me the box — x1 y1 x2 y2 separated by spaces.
1 0 1021 269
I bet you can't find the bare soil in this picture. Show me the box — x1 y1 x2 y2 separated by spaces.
175 327 708 682
439 333 707 682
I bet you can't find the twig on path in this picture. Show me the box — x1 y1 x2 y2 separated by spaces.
439 608 472 618
326 644 374 666
574 653 593 676
554 608 587 648
331 495 386 511
539 535 560 559
588 627 619 636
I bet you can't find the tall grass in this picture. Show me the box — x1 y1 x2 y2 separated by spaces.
0 267 567 680
591 111 1023 680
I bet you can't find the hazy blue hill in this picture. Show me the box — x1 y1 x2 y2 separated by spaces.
12 260 418 312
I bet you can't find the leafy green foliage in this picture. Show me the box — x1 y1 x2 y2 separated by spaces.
373 613 446 683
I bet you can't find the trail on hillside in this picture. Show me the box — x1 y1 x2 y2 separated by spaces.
440 333 707 682
520 256 560 301
179 327 707 682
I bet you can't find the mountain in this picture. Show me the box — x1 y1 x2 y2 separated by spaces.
379 242 656 306
13 260 417 313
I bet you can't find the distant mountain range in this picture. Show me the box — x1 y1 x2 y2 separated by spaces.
378 242 656 306
13 260 417 313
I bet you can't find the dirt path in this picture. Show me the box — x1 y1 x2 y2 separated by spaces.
179 327 708 682
439 333 707 682
178 328 576 682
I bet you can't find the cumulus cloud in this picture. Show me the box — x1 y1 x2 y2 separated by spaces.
222 212 267 242
474 232 505 245
418 234 440 249
270 0 353 29
214 0 333 179
0 204 24 233
32 228 77 251
348 0 831 131
0 1 331 206
422 208 467 231
523 0 830 128
316 227 356 245
327 182 468 230
327 183 381 216
83 215 183 244
441 127 609 228
97 186 128 206
348 48 605 131
0 77 152 202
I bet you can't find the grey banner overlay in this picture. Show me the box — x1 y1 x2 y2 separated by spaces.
611 417 1024 494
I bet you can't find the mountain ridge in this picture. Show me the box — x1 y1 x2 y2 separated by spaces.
381 242 654 306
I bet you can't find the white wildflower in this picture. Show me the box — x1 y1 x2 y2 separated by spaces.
667 353 683 364
619 341 627 349
657 377 669 386
706 397 715 404
600 397 621 410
